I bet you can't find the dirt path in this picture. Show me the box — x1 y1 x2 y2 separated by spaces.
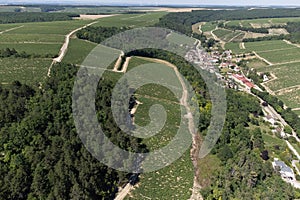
47 21 98 77
228 32 244 43
283 39 300 48
115 184 134 200
210 28 225 49
0 25 24 34
252 51 273 65
113 51 125 71
121 57 131 73
136 56 203 200
239 42 246 49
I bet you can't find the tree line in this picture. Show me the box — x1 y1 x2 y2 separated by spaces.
0 12 79 24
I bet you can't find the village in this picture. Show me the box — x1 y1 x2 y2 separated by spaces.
186 43 300 189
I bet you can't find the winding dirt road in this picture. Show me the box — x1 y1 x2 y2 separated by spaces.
47 21 98 77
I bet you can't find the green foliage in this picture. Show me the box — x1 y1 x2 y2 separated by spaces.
77 26 131 44
0 12 79 24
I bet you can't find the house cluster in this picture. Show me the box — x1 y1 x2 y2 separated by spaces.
272 158 295 182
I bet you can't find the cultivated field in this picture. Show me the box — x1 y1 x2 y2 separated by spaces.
0 58 51 85
119 57 194 199
63 38 97 65
91 12 166 27
201 22 216 32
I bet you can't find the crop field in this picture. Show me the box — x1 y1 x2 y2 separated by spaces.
0 43 61 56
121 57 193 199
277 88 300 109
224 42 248 54
63 38 97 65
126 56 155 72
201 22 216 32
227 17 300 28
92 12 166 27
0 57 51 85
58 6 153 14
167 32 196 46
212 29 233 38
246 59 268 70
5 20 91 35
0 34 64 43
257 48 300 64
244 40 294 52
260 62 300 91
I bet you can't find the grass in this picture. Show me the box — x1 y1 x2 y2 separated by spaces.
244 40 294 53
167 32 196 46
63 38 97 65
201 22 216 32
224 42 248 54
124 57 193 199
246 59 269 70
0 34 64 43
212 28 233 39
0 57 51 85
257 48 300 64
59 6 153 14
198 155 221 188
0 43 61 56
5 20 91 35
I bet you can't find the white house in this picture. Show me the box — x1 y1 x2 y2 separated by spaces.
272 158 295 181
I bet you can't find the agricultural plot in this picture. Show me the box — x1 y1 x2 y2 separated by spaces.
0 57 51 85
260 62 300 91
0 43 61 56
221 31 244 42
244 40 294 52
257 48 300 64
224 42 248 54
92 12 166 27
6 20 91 35
122 58 193 199
59 6 152 14
201 22 216 32
63 38 97 65
212 29 233 39
167 32 196 46
246 59 268 70
126 56 154 72
277 88 300 109
0 34 64 43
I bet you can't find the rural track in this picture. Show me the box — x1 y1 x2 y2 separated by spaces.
47 21 98 77
114 56 203 200
0 25 24 34
252 51 273 65
135 56 203 200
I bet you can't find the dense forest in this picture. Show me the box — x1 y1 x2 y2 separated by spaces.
0 12 79 24
0 64 146 199
156 9 300 35
76 26 131 44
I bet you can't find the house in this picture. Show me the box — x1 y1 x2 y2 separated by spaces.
231 74 255 89
272 158 295 181
265 114 275 125
263 74 269 82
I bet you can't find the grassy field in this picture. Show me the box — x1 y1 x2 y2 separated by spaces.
0 57 51 85
63 38 97 65
257 48 300 64
92 12 166 28
58 6 154 14
277 89 300 109
122 57 194 199
246 59 269 70
0 43 61 56
167 32 196 46
201 22 216 32
212 29 233 38
0 34 64 43
244 40 294 52
224 42 248 54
